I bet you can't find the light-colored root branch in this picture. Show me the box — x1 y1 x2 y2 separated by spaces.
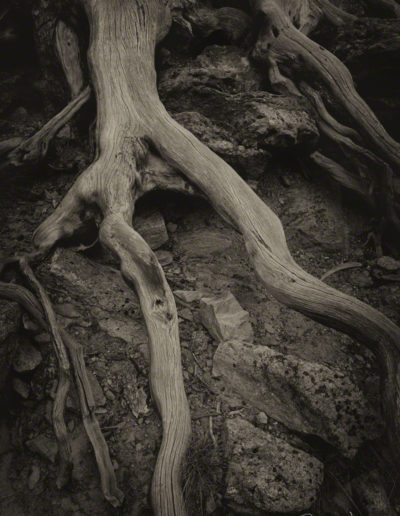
300 82 361 142
61 330 124 507
152 112 400 462
310 151 374 206
4 86 90 168
56 20 85 97
99 214 191 516
0 278 123 505
252 0 400 168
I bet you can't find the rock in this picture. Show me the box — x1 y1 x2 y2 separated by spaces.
224 417 323 514
187 6 251 42
166 222 177 233
213 341 381 457
349 269 374 288
174 290 203 303
33 332 51 344
376 255 400 271
0 299 21 389
159 45 263 96
134 210 169 250
155 249 173 266
28 465 41 490
352 470 396 516
50 249 146 346
124 384 150 419
87 371 106 407
177 227 232 258
255 412 269 426
26 434 58 463
200 292 253 344
54 303 80 318
22 313 40 333
12 377 30 399
12 337 42 373
179 308 193 321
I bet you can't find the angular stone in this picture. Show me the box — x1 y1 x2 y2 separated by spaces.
134 210 168 250
200 292 253 343
13 377 30 399
87 371 106 407
173 290 203 303
376 255 400 271
225 417 323 513
213 341 381 457
12 337 42 373
28 465 41 490
124 383 149 419
26 434 58 463
177 227 232 258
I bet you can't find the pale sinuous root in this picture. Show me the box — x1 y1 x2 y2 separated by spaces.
151 110 400 463
99 215 191 516
18 0 400 513
251 0 400 168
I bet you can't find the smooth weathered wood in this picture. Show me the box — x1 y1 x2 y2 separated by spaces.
56 20 84 97
0 279 123 506
251 0 400 168
100 215 191 516
16 0 400 512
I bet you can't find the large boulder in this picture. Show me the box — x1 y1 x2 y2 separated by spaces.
213 341 382 457
224 416 323 514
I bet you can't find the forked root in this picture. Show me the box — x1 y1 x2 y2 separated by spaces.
19 258 72 488
0 278 123 506
3 87 90 169
251 0 400 168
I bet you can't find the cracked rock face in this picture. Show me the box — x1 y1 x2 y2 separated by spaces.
49 248 146 347
224 416 324 514
213 341 382 457
160 45 319 177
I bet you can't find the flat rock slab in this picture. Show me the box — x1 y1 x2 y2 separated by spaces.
134 210 168 250
50 249 146 346
213 341 382 457
176 228 233 258
200 292 253 343
225 416 323 514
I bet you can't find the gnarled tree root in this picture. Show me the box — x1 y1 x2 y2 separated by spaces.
0 279 123 506
251 0 400 168
3 0 400 514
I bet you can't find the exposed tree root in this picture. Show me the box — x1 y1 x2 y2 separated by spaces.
19 258 72 488
2 0 400 514
251 0 400 168
0 279 123 506
55 20 85 98
2 86 90 168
